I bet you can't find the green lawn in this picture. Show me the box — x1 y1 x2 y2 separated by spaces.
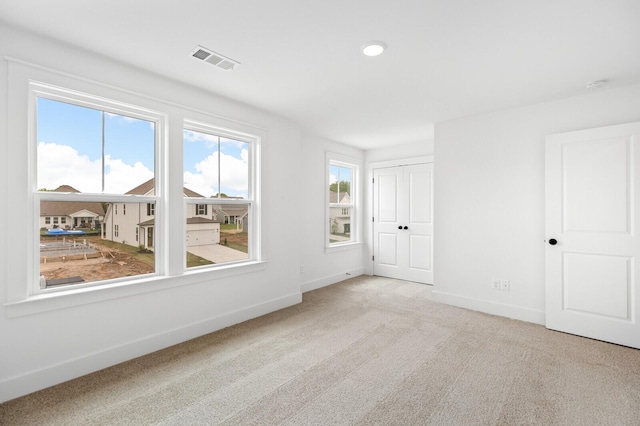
186 251 214 268
220 223 242 231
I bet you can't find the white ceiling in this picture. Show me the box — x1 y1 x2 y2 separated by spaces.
1 0 639 149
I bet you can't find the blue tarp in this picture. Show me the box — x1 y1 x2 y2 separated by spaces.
46 228 86 235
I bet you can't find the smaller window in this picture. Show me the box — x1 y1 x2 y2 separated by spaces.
135 227 139 242
115 204 118 215
147 203 155 216
45 217 51 224
53 217 59 224
196 204 207 215
61 217 66 224
123 204 126 215
114 224 119 237
327 154 358 247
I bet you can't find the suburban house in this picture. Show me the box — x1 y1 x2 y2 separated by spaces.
215 203 248 227
102 178 221 249
329 190 351 235
40 185 104 230
1 2 640 421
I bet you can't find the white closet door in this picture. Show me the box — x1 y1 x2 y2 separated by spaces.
373 163 433 284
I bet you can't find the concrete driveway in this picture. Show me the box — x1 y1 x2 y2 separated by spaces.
187 244 248 264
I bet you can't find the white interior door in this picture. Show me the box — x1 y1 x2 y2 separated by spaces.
373 163 433 284
545 122 640 349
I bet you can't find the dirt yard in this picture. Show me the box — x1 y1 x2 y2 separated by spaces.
40 237 154 283
40 231 247 285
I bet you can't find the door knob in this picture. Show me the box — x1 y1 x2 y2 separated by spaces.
548 238 558 245
403 226 408 230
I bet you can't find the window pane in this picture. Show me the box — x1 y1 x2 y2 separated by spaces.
39 201 155 288
183 130 249 199
104 112 155 193
220 137 249 199
186 203 249 268
37 98 155 195
329 205 351 243
184 128 251 269
329 165 352 201
329 163 354 244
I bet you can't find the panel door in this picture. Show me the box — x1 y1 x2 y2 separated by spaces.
373 166 404 280
405 163 433 283
373 163 433 284
545 122 640 349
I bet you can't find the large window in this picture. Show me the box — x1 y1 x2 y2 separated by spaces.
35 87 159 289
327 154 358 247
5 64 264 311
183 124 254 269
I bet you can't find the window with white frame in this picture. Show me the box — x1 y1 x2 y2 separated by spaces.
183 124 255 268
327 155 358 246
1 60 268 310
35 86 158 289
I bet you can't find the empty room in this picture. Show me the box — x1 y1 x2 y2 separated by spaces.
1 1 639 424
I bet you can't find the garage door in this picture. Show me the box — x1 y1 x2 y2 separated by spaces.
186 229 216 246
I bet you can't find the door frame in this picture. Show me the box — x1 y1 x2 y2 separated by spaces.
367 155 433 276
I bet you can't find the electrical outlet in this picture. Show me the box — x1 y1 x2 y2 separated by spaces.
492 279 501 290
501 280 510 291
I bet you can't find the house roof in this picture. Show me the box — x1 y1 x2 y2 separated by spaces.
329 190 350 204
215 206 248 217
126 179 155 196
40 185 105 217
126 178 204 198
52 185 81 193
40 201 105 217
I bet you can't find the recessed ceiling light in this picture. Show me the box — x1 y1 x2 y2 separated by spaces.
362 41 387 57
585 79 607 90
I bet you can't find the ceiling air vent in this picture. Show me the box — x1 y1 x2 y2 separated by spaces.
190 45 240 71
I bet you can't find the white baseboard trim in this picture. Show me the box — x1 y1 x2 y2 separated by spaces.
431 290 545 325
0 292 302 404
301 268 365 293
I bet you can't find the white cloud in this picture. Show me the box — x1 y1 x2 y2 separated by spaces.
104 156 154 193
37 142 153 194
184 129 217 149
183 151 248 198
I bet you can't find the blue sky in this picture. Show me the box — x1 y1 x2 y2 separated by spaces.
37 98 248 198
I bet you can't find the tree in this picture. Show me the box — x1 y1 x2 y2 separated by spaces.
329 181 350 195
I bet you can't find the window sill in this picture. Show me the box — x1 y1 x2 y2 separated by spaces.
324 241 364 254
4 261 267 318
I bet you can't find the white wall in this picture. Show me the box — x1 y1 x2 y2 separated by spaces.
433 85 640 324
299 134 366 292
365 140 433 164
0 23 309 402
